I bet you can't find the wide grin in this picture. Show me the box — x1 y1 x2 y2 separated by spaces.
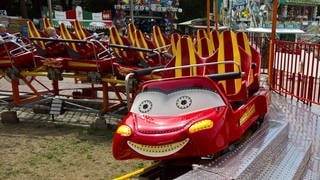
127 138 189 157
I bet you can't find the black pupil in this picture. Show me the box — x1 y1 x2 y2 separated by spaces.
181 100 187 105
143 104 148 109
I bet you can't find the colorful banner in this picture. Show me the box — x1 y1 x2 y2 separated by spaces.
52 6 112 29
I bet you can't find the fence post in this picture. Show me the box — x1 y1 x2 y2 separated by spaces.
268 0 278 87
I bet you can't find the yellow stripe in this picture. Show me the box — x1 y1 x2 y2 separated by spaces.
240 32 254 85
218 32 226 90
170 34 180 56
231 31 242 94
110 27 127 57
60 23 78 52
74 21 82 39
197 39 203 57
76 21 86 39
0 60 11 64
68 61 98 68
27 21 45 48
175 38 182 77
135 30 145 59
128 23 136 45
188 38 197 75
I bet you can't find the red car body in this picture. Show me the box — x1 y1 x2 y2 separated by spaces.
112 76 269 160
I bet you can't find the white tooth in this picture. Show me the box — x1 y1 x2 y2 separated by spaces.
127 138 189 157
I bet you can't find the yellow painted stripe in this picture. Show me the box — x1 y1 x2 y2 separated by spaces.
231 31 242 94
188 38 197 76
75 20 86 39
128 23 136 45
135 30 145 59
175 38 182 77
60 23 78 52
170 34 180 56
113 162 161 180
0 60 11 64
27 21 45 48
240 32 254 85
68 61 98 68
218 32 226 90
109 27 127 57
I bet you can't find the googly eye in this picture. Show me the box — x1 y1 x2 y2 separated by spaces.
176 96 192 109
139 100 153 113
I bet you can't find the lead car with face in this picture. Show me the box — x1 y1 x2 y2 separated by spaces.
112 71 269 160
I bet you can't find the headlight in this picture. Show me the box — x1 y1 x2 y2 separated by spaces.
189 119 214 134
116 125 132 136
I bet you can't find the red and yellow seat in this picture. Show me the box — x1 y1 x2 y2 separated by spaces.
164 36 205 77
109 26 141 66
236 32 261 91
215 30 251 101
209 29 220 50
27 20 66 57
72 20 91 40
196 37 215 57
170 33 181 56
152 25 170 52
127 23 137 46
59 23 93 59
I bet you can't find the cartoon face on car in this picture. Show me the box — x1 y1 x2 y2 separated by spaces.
112 77 231 160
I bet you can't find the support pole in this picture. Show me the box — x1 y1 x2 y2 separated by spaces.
130 0 134 23
47 0 53 25
268 0 278 86
206 0 211 34
214 0 219 30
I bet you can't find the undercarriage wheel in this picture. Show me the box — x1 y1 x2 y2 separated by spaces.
1 111 19 124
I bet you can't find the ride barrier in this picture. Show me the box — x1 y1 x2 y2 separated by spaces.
270 40 320 105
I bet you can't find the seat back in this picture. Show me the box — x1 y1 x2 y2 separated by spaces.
217 30 251 99
27 20 45 49
196 29 208 42
165 36 204 77
59 23 78 52
42 18 53 31
127 23 137 45
109 26 140 65
109 26 127 58
72 20 91 40
236 32 261 87
196 37 215 57
209 29 220 50
170 33 181 56
152 25 170 50
135 29 153 57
